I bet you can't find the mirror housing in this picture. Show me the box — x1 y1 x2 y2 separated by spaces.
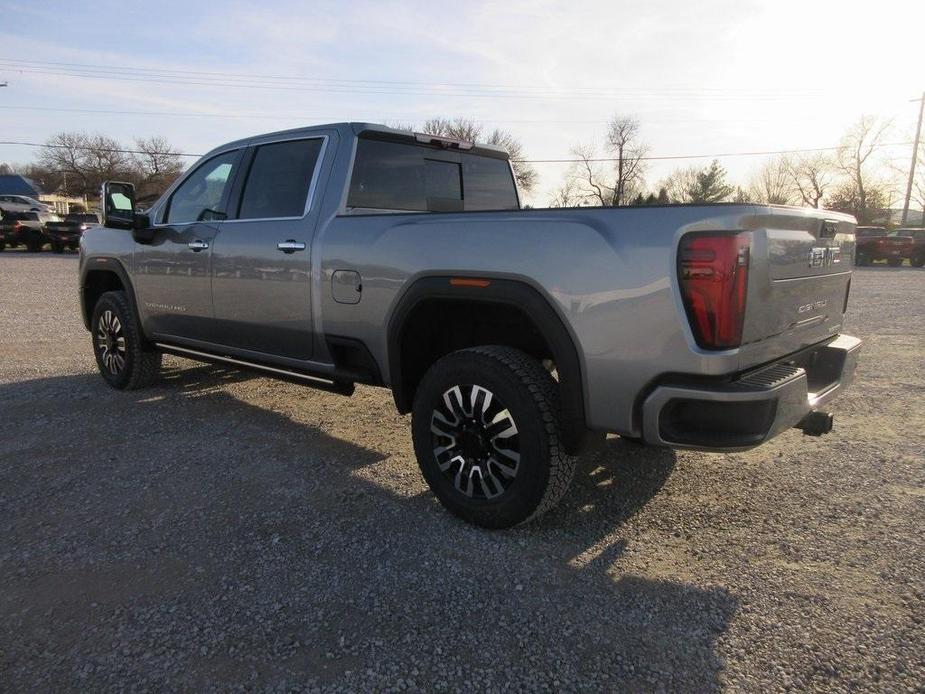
101 181 138 230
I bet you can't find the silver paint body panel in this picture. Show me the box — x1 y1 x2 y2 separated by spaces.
80 122 857 437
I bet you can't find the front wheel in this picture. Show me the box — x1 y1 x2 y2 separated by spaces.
91 291 162 390
411 346 576 528
887 257 904 267
910 254 925 268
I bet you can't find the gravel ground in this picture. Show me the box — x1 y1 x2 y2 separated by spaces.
0 251 922 692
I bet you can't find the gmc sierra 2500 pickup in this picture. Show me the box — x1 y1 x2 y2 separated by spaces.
81 123 861 528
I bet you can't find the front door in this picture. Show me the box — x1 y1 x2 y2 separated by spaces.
134 149 242 341
210 137 326 361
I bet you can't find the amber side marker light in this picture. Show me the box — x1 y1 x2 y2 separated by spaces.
449 277 492 288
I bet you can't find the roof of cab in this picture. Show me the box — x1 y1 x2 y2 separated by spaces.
205 122 510 160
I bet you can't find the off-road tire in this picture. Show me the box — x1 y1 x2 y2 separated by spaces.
91 290 162 390
411 346 576 529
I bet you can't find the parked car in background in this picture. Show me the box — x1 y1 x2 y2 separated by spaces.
855 226 913 266
892 228 925 267
0 211 62 252
43 212 101 252
0 194 53 214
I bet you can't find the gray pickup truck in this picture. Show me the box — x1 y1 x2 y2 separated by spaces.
81 122 861 528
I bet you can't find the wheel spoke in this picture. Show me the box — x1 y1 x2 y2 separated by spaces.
443 386 467 422
470 385 493 423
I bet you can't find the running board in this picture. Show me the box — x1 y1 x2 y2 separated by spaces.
154 343 355 396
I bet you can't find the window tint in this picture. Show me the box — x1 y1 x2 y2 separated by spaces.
348 139 426 211
238 138 324 219
165 150 239 224
347 137 518 212
424 159 462 211
462 156 518 211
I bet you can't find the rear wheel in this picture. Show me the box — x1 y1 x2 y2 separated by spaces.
887 257 904 267
51 241 64 253
91 291 162 390
910 254 925 268
25 239 42 253
0 241 5 252
855 252 870 266
411 346 575 528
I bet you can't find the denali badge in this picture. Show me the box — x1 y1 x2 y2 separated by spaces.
809 246 840 268
798 300 828 313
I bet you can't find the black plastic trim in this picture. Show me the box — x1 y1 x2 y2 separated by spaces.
386 276 588 452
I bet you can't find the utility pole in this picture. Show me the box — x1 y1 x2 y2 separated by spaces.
901 92 924 226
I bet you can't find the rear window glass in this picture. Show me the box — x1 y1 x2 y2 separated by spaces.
347 137 518 212
238 138 324 219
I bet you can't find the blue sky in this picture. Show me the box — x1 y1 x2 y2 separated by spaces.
1 0 922 203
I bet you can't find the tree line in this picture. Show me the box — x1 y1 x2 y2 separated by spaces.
548 113 923 224
2 114 922 224
3 133 186 202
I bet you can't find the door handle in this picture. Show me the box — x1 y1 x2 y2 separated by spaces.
277 240 307 253
188 239 209 251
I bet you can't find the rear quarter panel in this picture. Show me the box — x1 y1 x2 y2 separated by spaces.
318 205 773 435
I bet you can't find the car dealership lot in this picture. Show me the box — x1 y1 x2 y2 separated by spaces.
1 253 922 692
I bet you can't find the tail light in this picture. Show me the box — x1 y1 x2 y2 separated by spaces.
679 231 751 349
79 224 88 231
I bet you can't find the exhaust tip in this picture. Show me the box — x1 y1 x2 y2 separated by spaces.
796 410 834 436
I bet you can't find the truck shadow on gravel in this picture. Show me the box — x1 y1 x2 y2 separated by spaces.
0 365 736 692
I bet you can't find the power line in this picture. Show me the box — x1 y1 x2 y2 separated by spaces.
0 57 836 98
0 59 850 102
0 138 913 163
0 104 846 126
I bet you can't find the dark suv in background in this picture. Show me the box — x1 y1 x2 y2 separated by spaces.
893 228 925 267
43 212 101 252
854 226 913 266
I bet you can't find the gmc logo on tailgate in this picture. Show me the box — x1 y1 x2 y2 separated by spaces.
809 246 840 268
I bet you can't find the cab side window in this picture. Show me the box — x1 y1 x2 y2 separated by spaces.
237 138 324 220
164 150 239 224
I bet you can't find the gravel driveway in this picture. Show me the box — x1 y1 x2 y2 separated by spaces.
0 252 922 692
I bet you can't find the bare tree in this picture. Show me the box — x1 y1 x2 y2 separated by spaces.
417 117 538 192
553 114 648 207
833 116 893 223
785 153 834 208
132 136 184 198
37 132 132 197
548 176 584 208
605 116 648 206
747 157 797 205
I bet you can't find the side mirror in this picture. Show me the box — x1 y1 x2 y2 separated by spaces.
101 181 140 230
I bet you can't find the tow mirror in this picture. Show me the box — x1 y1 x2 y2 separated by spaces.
101 181 139 230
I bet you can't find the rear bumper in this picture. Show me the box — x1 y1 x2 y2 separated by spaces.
641 334 861 451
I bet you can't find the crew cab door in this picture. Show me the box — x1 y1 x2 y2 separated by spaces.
209 136 327 361
134 149 242 341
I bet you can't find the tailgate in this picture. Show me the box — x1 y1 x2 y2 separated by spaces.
739 209 854 359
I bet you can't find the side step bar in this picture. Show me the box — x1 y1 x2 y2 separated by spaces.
154 343 355 396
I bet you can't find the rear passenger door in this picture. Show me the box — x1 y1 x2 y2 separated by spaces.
210 136 327 361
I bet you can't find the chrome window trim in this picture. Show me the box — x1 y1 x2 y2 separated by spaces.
223 135 329 224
